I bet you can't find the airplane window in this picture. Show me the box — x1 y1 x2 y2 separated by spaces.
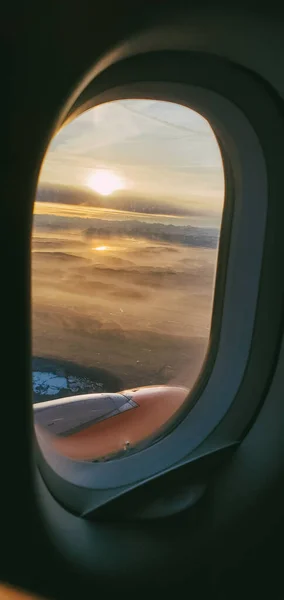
32 99 224 462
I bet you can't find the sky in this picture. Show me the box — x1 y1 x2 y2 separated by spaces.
38 99 224 226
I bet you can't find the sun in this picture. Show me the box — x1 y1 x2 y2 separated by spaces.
86 169 124 196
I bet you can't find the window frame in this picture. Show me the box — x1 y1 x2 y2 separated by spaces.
34 51 284 516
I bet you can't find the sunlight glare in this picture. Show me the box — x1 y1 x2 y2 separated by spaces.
93 245 108 251
86 169 124 196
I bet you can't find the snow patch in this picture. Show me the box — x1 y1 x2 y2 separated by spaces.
33 370 104 398
33 372 68 395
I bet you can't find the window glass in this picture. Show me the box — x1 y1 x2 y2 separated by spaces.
32 100 224 461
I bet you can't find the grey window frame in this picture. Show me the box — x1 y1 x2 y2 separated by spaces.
34 52 284 518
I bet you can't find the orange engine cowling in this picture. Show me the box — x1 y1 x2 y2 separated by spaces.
34 385 189 461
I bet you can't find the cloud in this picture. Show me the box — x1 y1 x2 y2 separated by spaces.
32 251 88 262
84 220 219 249
34 209 218 249
36 183 217 218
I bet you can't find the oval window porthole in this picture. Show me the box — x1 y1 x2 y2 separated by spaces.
32 99 224 462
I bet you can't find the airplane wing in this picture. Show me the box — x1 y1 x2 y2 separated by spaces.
33 392 138 437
